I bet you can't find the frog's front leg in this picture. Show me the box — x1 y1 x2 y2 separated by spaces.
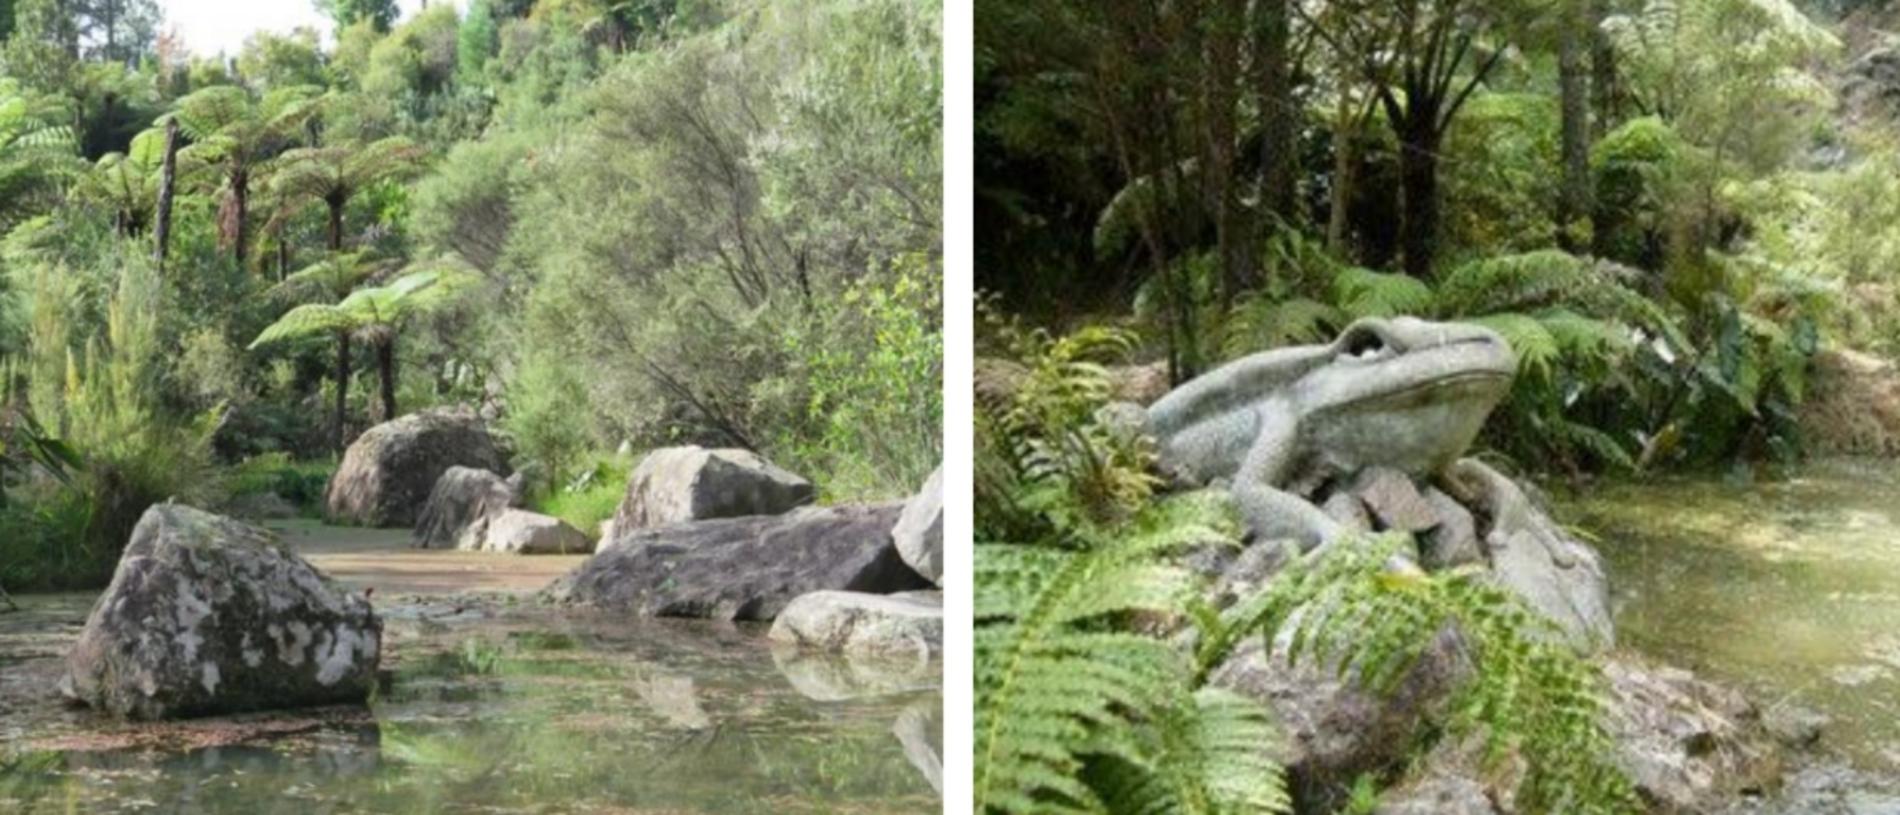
1231 409 1342 552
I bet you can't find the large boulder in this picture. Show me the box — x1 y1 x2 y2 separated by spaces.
325 408 508 527
893 467 943 585
612 446 814 531
546 503 929 620
477 509 592 555
770 590 942 656
412 466 521 550
60 504 382 720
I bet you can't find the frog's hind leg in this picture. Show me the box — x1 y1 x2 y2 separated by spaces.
1231 422 1343 552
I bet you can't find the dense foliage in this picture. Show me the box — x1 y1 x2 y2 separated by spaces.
0 0 940 590
977 0 1883 477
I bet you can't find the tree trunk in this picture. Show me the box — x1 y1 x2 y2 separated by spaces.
1327 90 1370 256
1589 0 1616 139
278 241 289 281
334 330 351 454
153 118 179 271
1396 119 1442 279
232 166 250 271
327 197 344 252
377 338 397 423
1257 0 1297 227
1557 0 1592 252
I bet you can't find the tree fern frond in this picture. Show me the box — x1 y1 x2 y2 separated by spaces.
1335 267 1436 318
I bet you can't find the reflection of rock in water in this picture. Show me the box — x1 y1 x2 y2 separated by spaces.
892 700 941 795
771 646 936 702
635 673 712 730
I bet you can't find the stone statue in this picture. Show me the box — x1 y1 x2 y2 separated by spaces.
1147 316 1516 550
1146 316 1612 647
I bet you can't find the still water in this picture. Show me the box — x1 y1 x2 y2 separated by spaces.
1558 459 1900 812
0 591 940 814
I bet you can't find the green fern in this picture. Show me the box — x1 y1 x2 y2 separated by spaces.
1204 537 1640 815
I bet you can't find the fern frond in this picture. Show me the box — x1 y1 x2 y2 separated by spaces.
1335 267 1436 319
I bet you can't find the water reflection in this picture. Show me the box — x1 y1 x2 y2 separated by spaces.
0 597 940 814
1555 459 1900 808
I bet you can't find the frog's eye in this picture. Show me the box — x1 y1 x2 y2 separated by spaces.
1342 329 1389 361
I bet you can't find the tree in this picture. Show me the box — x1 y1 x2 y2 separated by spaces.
0 79 81 230
1303 0 1517 278
262 135 429 252
254 251 387 453
315 0 398 33
252 265 472 428
1557 0 1592 250
171 84 323 270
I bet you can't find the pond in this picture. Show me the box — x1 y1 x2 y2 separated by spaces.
1557 459 1900 813
0 543 940 814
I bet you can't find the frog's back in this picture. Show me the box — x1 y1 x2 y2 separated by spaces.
1146 344 1331 482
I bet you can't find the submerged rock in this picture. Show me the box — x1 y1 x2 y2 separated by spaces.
770 590 942 656
547 503 929 620
612 446 814 531
60 504 382 720
477 510 591 555
326 408 509 527
893 466 943 585
412 466 521 550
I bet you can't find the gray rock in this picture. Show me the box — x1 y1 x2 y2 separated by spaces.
1604 657 1781 812
612 446 814 531
222 492 300 521
1763 704 1828 748
60 504 381 720
1442 459 1614 651
1210 625 1471 804
479 510 592 555
893 467 943 585
547 503 929 620
325 408 508 527
1320 490 1373 533
770 590 942 656
1374 774 1499 815
1420 486 1483 569
1210 539 1298 608
1352 467 1439 532
412 466 520 550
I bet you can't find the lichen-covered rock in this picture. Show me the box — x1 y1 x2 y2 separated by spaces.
412 466 521 550
770 590 941 656
1604 657 1782 812
1374 774 1499 815
326 408 508 527
893 467 943 585
612 446 814 531
60 504 381 720
547 503 928 620
1210 626 1471 810
479 510 591 555
1441 459 1614 651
